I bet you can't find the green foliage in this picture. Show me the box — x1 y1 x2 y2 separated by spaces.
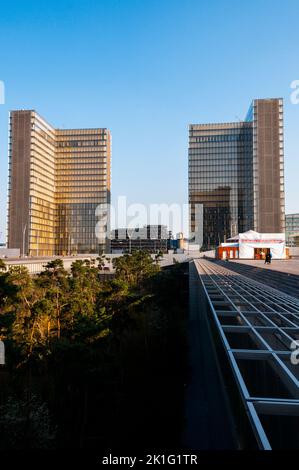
0 394 56 449
96 254 106 270
0 259 6 271
113 250 160 284
0 252 162 365
0 252 188 449
155 250 164 263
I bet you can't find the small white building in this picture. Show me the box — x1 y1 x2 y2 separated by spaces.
217 230 286 260
238 230 286 259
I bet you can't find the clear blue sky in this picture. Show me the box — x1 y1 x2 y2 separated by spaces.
0 0 298 241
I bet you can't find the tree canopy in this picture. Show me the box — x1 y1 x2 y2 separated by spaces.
0 251 188 450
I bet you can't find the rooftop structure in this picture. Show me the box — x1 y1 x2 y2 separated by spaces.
194 259 299 449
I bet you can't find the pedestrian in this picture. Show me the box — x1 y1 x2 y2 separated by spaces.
268 251 272 264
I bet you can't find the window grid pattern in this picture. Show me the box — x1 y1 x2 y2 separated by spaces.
189 123 253 250
8 110 111 256
196 259 299 450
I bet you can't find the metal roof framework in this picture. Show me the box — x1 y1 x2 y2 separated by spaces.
195 259 299 449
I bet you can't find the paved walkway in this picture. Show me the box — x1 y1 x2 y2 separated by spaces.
214 259 299 299
228 258 299 276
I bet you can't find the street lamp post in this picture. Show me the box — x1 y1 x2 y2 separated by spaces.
22 223 27 257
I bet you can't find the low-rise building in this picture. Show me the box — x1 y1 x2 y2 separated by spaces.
216 230 286 260
110 225 169 253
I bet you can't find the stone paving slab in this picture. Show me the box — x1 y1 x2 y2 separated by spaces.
227 259 299 276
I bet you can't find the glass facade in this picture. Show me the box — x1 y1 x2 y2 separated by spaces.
189 98 285 250
30 113 57 256
8 110 111 256
189 122 253 249
285 213 299 247
56 128 110 254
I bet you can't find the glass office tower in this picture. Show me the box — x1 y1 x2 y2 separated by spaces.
7 110 111 256
189 98 285 250
285 213 299 247
56 128 110 254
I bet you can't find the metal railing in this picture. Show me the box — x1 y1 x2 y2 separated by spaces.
195 259 299 449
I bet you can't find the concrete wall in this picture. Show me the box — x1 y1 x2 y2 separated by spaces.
0 248 20 258
253 99 285 233
8 111 32 254
3 252 192 275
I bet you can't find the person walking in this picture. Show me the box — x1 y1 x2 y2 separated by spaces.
268 251 272 264
264 251 270 264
